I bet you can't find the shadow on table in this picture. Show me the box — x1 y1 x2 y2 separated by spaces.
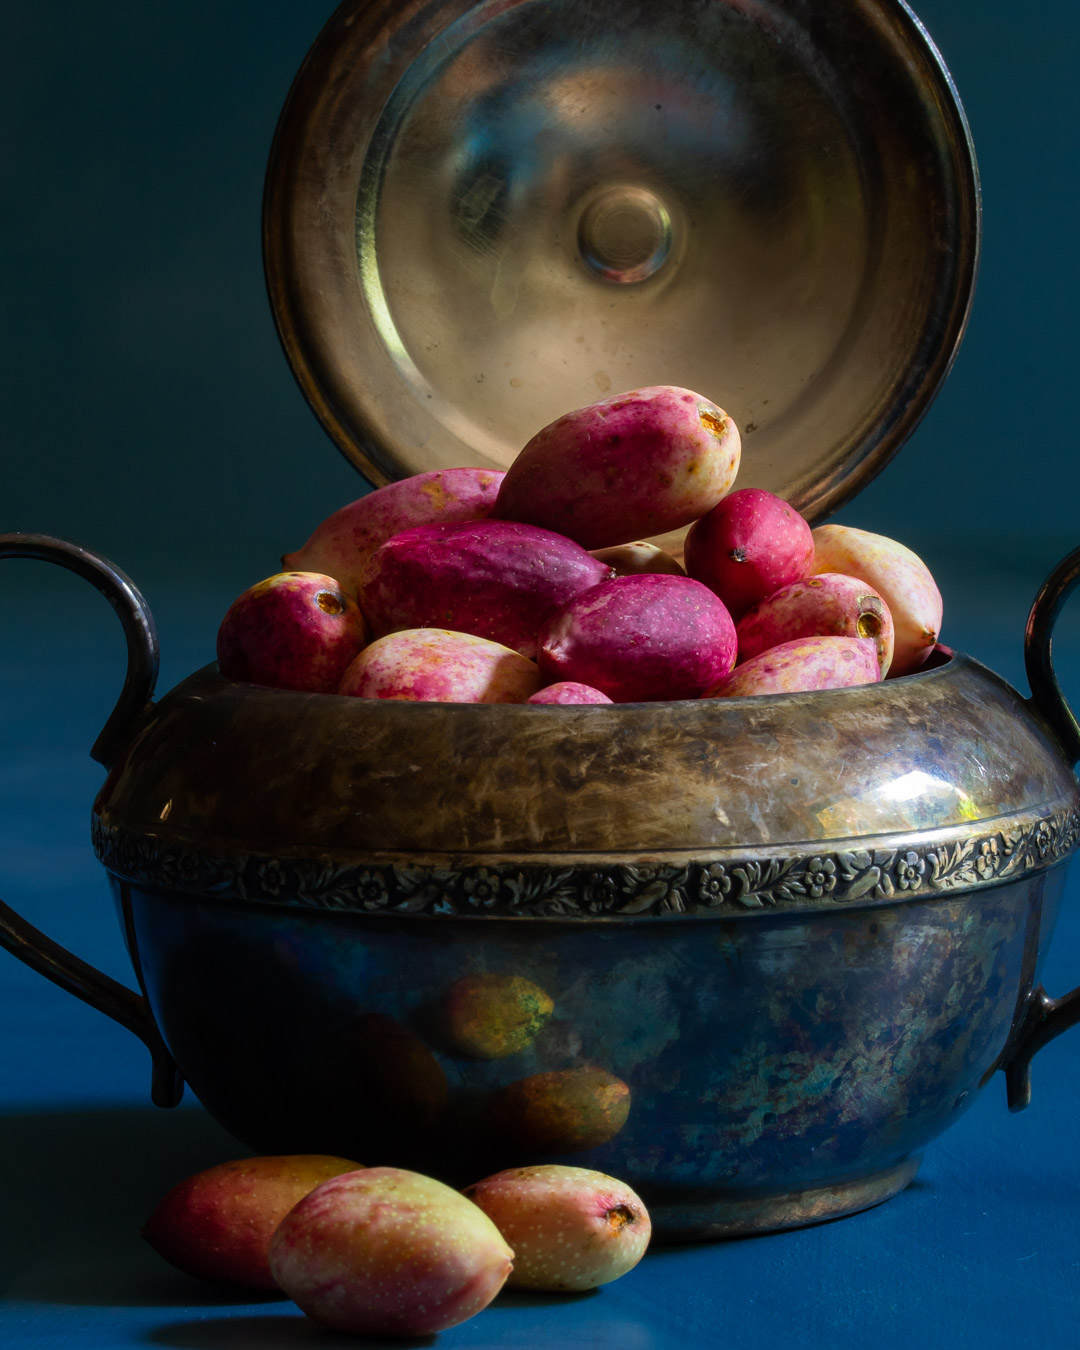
0 1102 264 1307
147 1314 435 1349
0 1104 606 1323
147 1293 602 1350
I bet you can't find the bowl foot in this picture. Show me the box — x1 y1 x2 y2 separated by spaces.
650 1155 921 1242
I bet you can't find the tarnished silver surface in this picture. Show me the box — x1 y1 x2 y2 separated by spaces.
265 0 980 531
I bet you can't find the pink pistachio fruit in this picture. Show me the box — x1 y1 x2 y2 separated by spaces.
268 1167 514 1337
338 628 542 703
736 572 895 676
141 1154 359 1290
492 385 741 548
282 467 504 599
706 635 881 698
464 1164 651 1291
811 524 943 677
527 681 614 705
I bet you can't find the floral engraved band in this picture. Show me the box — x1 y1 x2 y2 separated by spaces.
91 805 1080 919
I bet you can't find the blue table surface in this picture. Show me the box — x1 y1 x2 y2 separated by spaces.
3 548 1080 1350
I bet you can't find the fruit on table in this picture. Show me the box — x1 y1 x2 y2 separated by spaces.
538 573 737 702
491 385 741 549
590 540 686 576
282 467 504 600
527 681 614 705
339 628 543 703
491 1067 632 1152
141 1154 359 1289
216 572 367 693
268 1167 514 1336
736 572 895 677
706 635 882 698
360 519 614 660
811 524 943 677
684 487 815 621
442 973 555 1058
463 1164 651 1292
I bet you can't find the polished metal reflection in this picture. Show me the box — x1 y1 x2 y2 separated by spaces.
265 0 980 529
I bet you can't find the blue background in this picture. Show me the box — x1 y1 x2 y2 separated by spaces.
3 1 1080 1346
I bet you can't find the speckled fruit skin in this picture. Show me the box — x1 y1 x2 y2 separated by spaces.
684 488 815 621
491 386 741 549
442 974 555 1058
141 1155 359 1290
463 1165 651 1292
526 681 614 705
538 574 736 703
737 572 895 676
590 541 686 577
811 524 943 677
216 572 367 693
706 635 881 698
268 1167 514 1337
339 629 542 703
282 468 504 599
360 519 613 660
490 1068 632 1153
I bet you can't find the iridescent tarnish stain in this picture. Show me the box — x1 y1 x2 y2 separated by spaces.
112 867 1063 1238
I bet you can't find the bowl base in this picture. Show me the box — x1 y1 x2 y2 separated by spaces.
650 1155 921 1242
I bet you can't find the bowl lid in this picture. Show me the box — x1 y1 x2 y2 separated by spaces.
264 0 980 525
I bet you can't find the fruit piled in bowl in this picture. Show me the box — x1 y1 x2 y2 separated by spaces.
217 386 943 703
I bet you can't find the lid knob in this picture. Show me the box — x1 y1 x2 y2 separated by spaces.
577 186 673 285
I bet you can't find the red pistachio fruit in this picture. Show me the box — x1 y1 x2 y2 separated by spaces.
360 519 613 660
684 488 815 621
216 572 367 693
538 573 736 702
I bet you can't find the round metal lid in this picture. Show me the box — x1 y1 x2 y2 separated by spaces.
264 0 980 525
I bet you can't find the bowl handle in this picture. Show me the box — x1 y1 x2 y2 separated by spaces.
1025 543 1080 766
0 532 183 1107
1004 987 1080 1112
1000 546 1080 1110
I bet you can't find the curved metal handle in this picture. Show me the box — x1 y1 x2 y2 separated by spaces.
1005 985 1080 1112
0 532 182 1106
1001 547 1080 1110
1025 544 1080 767
0 532 159 767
